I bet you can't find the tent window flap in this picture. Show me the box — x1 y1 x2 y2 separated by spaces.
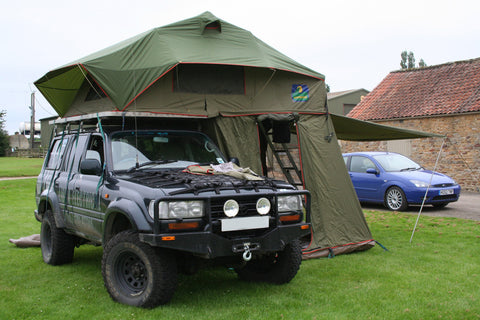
173 64 245 95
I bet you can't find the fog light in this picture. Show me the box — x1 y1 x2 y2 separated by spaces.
224 199 239 217
256 197 271 215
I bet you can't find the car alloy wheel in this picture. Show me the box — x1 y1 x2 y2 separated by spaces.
385 186 408 211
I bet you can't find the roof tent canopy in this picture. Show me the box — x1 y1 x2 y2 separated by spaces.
35 11 324 117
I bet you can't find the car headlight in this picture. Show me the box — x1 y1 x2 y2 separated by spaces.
277 195 303 212
410 180 430 188
149 200 204 219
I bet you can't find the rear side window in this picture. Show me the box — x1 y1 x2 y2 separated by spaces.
350 156 376 173
46 137 70 169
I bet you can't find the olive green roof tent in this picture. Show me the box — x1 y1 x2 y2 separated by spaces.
35 12 437 258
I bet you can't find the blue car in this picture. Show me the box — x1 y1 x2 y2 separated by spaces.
342 152 461 211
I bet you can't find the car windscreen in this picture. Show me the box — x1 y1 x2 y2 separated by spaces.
372 153 422 172
111 131 226 171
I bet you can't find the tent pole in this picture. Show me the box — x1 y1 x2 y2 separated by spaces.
410 137 446 243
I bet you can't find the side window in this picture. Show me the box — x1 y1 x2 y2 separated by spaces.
350 156 376 173
46 137 70 169
60 135 78 172
85 135 104 168
343 156 348 167
62 134 89 174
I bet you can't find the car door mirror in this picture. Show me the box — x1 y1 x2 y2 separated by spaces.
229 157 240 166
366 168 378 175
80 159 103 176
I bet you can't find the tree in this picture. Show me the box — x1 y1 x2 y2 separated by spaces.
407 52 416 69
400 51 408 69
0 110 9 156
325 83 331 93
400 51 427 69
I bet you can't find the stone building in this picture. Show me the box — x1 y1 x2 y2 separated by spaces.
9 133 29 149
343 58 480 192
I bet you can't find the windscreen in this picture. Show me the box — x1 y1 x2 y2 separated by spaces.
111 131 226 171
372 153 422 172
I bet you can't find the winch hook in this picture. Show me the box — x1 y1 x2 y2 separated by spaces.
242 243 252 261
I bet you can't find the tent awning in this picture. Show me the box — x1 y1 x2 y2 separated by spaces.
330 113 444 141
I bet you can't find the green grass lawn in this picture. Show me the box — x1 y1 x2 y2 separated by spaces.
0 157 44 177
1 179 479 319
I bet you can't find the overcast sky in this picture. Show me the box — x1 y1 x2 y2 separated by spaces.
1 0 479 134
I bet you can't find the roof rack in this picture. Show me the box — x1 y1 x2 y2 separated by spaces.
48 111 206 125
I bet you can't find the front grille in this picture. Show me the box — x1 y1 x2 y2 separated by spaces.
432 183 455 188
208 195 277 240
432 194 458 201
210 195 276 219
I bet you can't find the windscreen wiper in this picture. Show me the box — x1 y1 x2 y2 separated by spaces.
400 167 418 172
126 160 176 173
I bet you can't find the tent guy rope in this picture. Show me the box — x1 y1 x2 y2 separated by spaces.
410 137 446 243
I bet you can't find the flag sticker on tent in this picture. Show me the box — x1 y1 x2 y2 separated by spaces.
292 84 309 102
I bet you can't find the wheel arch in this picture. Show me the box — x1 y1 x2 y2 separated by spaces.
103 198 151 245
38 190 66 228
382 179 410 196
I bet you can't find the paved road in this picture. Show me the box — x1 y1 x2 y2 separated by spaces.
361 192 480 221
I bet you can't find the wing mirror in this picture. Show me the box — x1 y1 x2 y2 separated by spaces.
80 159 103 176
229 157 240 166
366 168 379 175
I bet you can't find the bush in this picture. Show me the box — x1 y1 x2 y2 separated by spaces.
0 110 9 156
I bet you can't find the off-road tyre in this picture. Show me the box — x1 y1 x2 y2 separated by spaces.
384 186 408 211
40 209 75 265
235 239 302 284
102 231 177 308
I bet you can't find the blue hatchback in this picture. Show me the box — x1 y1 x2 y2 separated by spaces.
342 152 461 211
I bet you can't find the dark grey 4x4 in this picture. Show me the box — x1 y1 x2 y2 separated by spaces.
35 117 311 308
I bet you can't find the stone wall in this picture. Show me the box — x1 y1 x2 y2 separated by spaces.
341 113 480 192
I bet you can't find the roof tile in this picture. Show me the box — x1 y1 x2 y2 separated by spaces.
348 58 480 120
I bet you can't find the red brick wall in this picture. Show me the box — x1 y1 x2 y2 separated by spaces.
341 113 480 192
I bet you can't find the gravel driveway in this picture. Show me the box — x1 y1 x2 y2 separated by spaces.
360 192 479 221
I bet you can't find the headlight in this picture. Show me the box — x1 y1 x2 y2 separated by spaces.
410 179 430 188
149 200 204 219
277 195 303 212
256 197 271 215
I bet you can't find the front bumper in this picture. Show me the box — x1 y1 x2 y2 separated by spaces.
139 223 310 259
406 185 461 205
